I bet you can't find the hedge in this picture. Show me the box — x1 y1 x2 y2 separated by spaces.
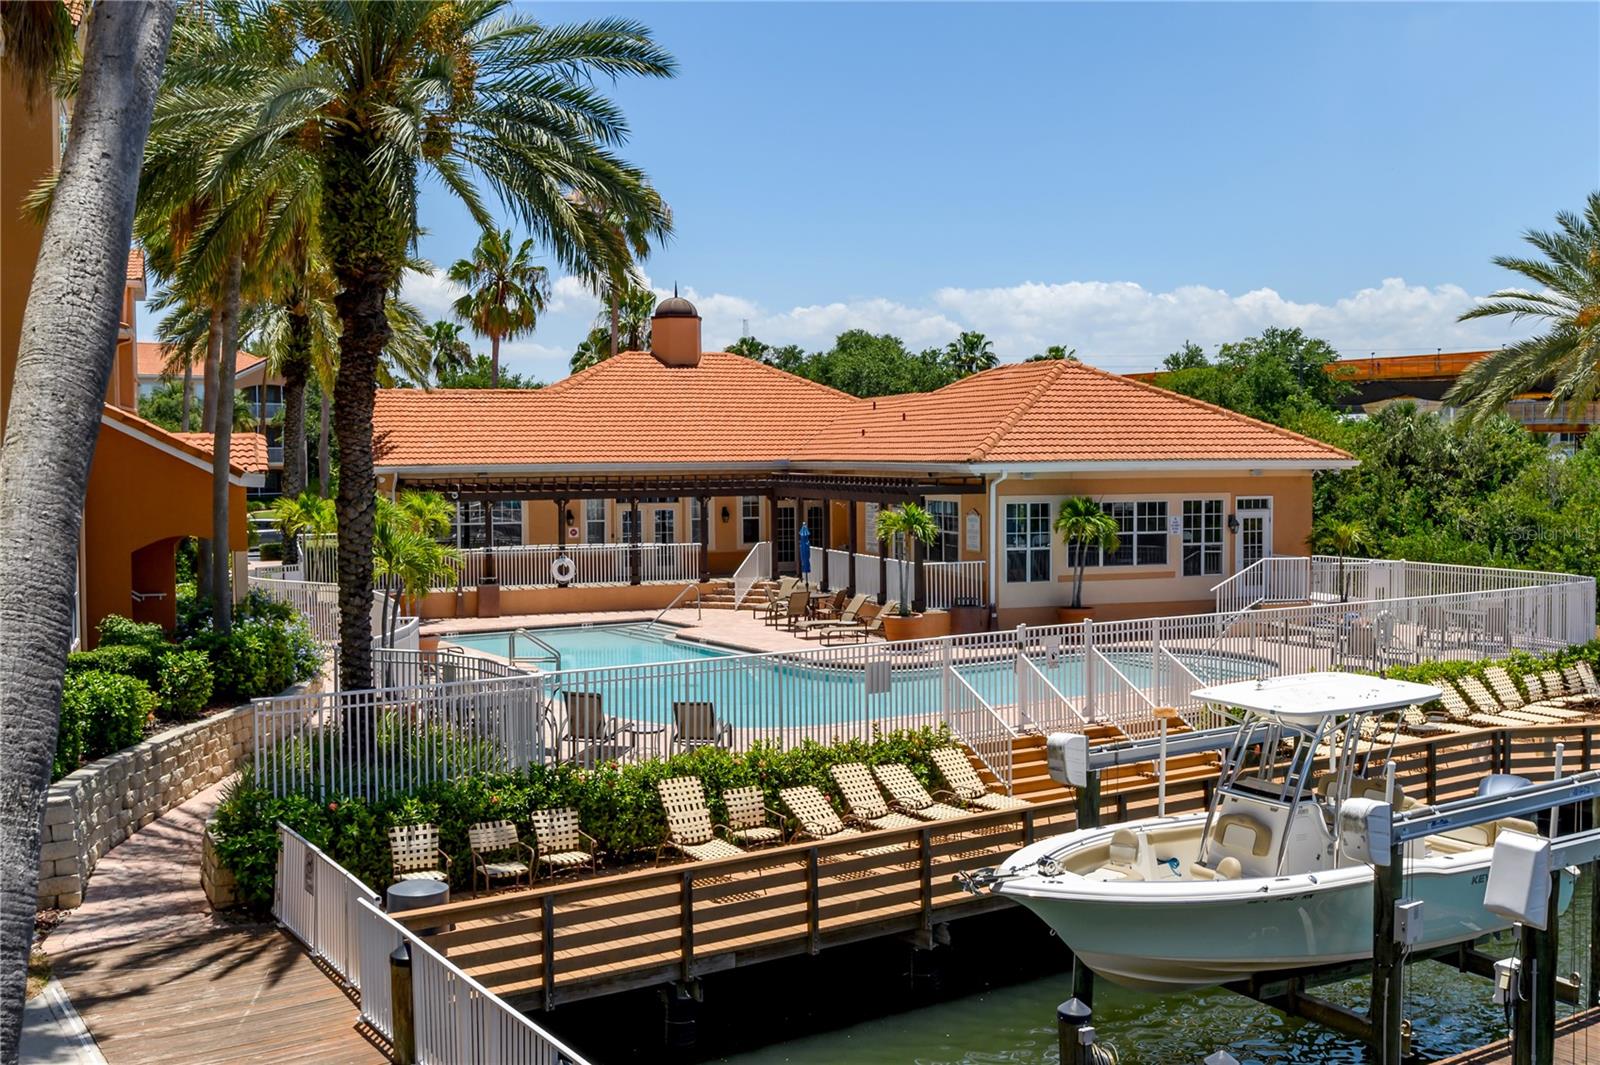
1378 639 1600 710
212 725 956 913
55 670 156 779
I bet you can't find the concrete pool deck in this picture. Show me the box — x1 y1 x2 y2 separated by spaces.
422 606 844 656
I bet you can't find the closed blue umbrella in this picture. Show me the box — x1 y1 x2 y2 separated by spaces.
798 522 812 586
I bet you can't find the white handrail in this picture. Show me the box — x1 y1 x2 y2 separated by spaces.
1014 653 1087 735
943 663 1016 793
730 541 770 608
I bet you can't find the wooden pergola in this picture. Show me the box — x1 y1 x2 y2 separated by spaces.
395 471 987 610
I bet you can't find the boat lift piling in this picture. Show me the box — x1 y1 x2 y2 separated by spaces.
1052 726 1600 1065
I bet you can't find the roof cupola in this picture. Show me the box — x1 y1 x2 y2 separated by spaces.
650 286 701 367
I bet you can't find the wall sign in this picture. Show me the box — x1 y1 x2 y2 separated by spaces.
1169 516 1183 535
966 509 982 551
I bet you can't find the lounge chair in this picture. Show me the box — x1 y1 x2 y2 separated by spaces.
1454 677 1556 725
561 691 642 763
467 820 534 894
656 777 745 863
1398 705 1475 736
1482 666 1529 710
758 578 800 624
388 824 451 884
828 763 924 830
777 588 811 631
796 593 869 639
1437 684 1519 729
1524 669 1592 717
871 763 968 821
1546 663 1600 709
721 786 785 847
779 786 865 842
671 701 732 751
528 807 598 880
818 600 895 645
929 747 1032 810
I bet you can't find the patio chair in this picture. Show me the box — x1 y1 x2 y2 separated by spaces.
671 701 732 751
1475 672 1584 721
871 763 968 821
1547 663 1600 709
796 594 869 639
656 777 745 863
1482 666 1529 710
561 691 643 763
1437 684 1519 729
929 747 1032 810
528 807 598 880
721 786 785 847
813 590 849 620
467 820 534 894
1454 677 1557 725
778 588 811 631
388 824 451 884
828 763 924 831
1524 669 1591 717
779 786 865 842
818 600 895 645
1398 705 1475 736
759 578 800 624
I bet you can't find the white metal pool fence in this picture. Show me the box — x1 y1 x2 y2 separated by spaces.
296 537 701 590
250 562 1594 796
1214 554 1586 615
275 825 587 1065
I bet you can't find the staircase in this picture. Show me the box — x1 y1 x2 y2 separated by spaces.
960 720 1223 807
699 578 781 611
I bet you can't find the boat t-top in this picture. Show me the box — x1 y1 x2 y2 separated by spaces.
963 672 1573 991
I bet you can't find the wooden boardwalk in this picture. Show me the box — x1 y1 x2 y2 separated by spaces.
54 929 385 1064
1434 1006 1600 1064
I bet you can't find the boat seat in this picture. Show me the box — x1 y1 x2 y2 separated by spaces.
1436 816 1540 850
1090 829 1147 882
1211 813 1273 858
1189 856 1243 881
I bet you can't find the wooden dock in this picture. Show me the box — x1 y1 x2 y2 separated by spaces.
397 798 1076 1008
1434 1006 1600 1064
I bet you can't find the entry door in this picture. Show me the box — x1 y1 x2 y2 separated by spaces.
775 504 797 569
1234 498 1273 593
649 506 676 544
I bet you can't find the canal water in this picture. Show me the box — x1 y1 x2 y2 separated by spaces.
542 877 1594 1065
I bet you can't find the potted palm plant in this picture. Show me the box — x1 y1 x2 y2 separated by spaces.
1054 496 1120 624
874 503 949 640
1311 518 1372 603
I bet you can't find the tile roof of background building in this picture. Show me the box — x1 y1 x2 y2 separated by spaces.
134 341 263 379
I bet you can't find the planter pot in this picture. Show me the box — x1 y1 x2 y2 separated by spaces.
948 604 990 635
882 610 952 642
1057 606 1095 625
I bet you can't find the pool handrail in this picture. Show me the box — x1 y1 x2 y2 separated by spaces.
509 628 562 671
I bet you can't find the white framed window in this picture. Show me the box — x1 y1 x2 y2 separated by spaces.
653 509 676 544
741 496 761 544
584 500 606 544
1182 499 1224 576
1067 501 1169 568
691 501 705 546
1004 502 1052 583
926 499 959 562
457 500 521 549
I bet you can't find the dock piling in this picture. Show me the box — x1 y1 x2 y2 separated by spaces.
389 942 415 1065
1056 997 1093 1065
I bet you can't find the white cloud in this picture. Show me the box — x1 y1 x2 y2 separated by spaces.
547 275 597 315
399 269 462 322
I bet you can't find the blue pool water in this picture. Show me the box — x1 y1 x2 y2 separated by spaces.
443 624 1262 726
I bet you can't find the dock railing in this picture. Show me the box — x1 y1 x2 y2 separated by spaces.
274 823 379 987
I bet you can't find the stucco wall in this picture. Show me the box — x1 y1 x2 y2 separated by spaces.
0 73 59 438
416 580 697 620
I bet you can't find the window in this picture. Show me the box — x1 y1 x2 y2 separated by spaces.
927 500 959 562
621 509 638 543
457 501 521 549
1066 501 1168 567
1182 499 1224 576
691 501 705 546
741 497 761 543
653 508 676 544
585 500 606 544
1004 502 1052 583
1236 497 1271 512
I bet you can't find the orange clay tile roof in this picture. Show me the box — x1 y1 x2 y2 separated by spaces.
135 340 262 378
792 360 1352 464
373 350 857 468
173 431 270 475
371 350 1351 470
99 406 258 478
127 248 145 285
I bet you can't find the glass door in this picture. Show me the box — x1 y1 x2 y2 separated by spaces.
775 504 797 570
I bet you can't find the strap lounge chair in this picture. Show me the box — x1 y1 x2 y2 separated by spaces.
656 777 746 863
672 701 732 751
721 787 785 847
929 747 1032 810
1437 684 1520 729
467 820 534 894
528 807 598 880
828 763 924 831
1454 677 1562 725
1545 663 1600 709
779 786 865 842
1482 666 1531 710
1524 669 1593 716
871 763 968 821
818 600 895 645
796 594 869 639
388 824 451 885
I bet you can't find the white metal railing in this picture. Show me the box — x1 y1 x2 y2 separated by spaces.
1152 647 1229 731
273 826 587 1065
1014 653 1085 735
371 646 528 689
927 560 987 609
253 675 545 800
943 662 1015 792
274 824 379 987
730 541 770 607
446 543 699 590
249 574 339 645
1212 556 1310 614
1087 646 1158 737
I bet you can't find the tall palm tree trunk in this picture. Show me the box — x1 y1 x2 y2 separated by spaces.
180 359 193 431
318 389 331 497
490 333 500 387
196 305 222 601
0 2 175 1054
279 307 311 567
610 289 619 358
210 252 242 632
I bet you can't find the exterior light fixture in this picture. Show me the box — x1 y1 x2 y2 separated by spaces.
721 506 731 523
1227 513 1240 533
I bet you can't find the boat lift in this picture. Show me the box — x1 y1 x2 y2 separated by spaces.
1046 726 1600 1065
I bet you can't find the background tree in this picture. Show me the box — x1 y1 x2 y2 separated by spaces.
1151 327 1348 423
138 381 256 433
1311 518 1373 602
1445 191 1600 424
0 1 176 1052
449 228 550 387
1055 497 1120 610
943 331 998 377
423 319 473 383
1161 340 1210 372
875 503 939 616
1028 344 1078 362
565 183 670 358
437 354 543 389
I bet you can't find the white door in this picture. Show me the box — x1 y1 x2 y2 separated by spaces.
1234 497 1273 589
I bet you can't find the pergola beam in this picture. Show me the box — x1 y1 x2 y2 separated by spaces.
393 472 985 504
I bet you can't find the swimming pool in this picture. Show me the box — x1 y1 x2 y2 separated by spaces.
442 624 1264 726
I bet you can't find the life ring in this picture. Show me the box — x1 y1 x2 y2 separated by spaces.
551 554 576 585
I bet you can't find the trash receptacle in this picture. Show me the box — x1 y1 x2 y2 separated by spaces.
387 879 450 936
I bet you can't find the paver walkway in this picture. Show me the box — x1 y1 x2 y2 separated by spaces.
39 779 384 1065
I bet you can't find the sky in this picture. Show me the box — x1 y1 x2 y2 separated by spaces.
142 2 1600 383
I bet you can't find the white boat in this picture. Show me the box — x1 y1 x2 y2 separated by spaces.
971 672 1575 992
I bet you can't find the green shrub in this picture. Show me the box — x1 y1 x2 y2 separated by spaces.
59 670 155 769
96 615 169 653
259 541 283 561
156 650 214 721
213 725 954 914
65 644 159 685
186 614 319 703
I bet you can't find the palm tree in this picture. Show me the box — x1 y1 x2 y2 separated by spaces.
1446 192 1600 424
1312 518 1372 603
423 319 473 384
945 331 998 377
875 503 939 617
449 228 550 387
374 493 460 641
1055 497 1120 610
198 2 674 690
566 183 671 357
0 1 176 1053
275 491 335 568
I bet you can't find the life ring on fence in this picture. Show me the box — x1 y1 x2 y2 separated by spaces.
551 554 576 585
